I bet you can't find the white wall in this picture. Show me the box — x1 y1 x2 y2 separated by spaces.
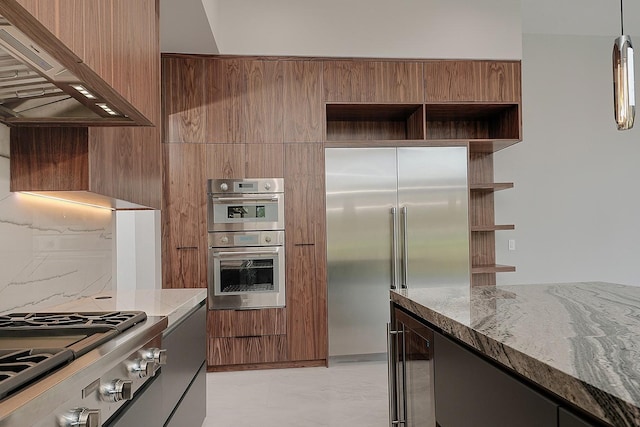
204 0 522 59
0 125 114 313
115 210 162 290
494 33 640 286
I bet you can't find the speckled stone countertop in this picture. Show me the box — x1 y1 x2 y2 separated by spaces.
391 282 640 426
44 289 206 333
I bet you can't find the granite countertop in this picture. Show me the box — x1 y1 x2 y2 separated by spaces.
44 289 207 332
391 282 640 426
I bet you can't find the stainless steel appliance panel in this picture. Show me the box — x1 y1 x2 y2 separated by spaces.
326 148 398 357
397 147 470 288
326 147 470 358
207 178 284 232
208 231 286 310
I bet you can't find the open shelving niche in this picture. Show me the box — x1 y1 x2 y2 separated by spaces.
324 101 520 286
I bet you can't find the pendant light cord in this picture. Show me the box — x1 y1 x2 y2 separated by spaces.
621 0 624 35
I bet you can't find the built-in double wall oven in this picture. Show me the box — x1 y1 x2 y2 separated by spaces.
207 178 285 310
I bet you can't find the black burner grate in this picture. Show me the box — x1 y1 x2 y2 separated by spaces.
0 311 147 332
0 349 74 400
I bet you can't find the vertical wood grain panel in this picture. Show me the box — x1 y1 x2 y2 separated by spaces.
163 57 207 143
324 60 422 102
10 127 88 191
203 143 245 179
243 60 284 143
208 336 288 366
206 59 244 143
371 61 423 102
89 0 161 208
425 61 520 102
285 143 327 361
323 60 370 102
110 0 159 123
162 143 206 288
283 60 323 142
84 0 113 100
245 143 284 178
56 0 85 60
208 308 287 338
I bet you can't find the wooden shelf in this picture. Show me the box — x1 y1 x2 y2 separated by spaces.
469 139 521 153
471 224 515 232
470 183 514 192
326 103 424 141
425 103 520 142
472 264 516 274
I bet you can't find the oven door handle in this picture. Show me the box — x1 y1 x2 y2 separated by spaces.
211 196 279 202
214 249 280 257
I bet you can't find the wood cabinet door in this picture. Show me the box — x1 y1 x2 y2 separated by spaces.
163 57 207 143
163 143 206 288
243 60 284 143
283 61 323 142
205 59 284 143
285 143 327 361
323 60 423 103
424 61 521 102
245 144 284 178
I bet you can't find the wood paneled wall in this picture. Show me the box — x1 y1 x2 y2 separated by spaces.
162 54 521 368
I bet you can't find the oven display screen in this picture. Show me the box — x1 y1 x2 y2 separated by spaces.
227 205 266 219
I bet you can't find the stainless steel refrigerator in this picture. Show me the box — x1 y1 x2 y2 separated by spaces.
325 146 470 357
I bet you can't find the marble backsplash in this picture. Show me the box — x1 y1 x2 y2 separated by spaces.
0 147 114 314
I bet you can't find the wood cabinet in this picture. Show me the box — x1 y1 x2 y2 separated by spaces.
14 0 158 124
284 143 327 361
207 308 288 367
162 55 522 369
162 143 206 289
323 60 424 103
164 57 285 144
424 60 521 103
283 60 323 142
8 0 162 208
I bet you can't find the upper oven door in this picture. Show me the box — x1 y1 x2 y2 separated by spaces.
208 193 284 232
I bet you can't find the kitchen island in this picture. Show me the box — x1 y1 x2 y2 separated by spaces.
390 282 640 426
46 288 207 426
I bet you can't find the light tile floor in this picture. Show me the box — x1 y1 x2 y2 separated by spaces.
202 360 389 427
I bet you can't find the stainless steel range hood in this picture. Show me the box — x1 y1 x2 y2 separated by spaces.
0 8 152 126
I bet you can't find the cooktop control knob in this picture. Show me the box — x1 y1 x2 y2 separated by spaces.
100 379 133 402
127 358 153 378
142 347 168 366
58 408 100 427
264 235 272 243
221 236 229 244
264 182 271 190
220 182 229 191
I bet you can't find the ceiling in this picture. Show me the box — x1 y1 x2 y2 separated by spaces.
159 0 640 54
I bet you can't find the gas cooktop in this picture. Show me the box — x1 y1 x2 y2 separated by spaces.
0 311 147 403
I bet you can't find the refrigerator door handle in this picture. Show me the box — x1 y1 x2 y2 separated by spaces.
391 207 398 290
401 206 408 289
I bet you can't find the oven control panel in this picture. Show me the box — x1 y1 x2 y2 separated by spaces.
208 178 283 194
209 230 285 248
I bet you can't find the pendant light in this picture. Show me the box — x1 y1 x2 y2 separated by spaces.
613 0 635 130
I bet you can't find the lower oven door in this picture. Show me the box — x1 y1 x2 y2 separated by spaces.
209 246 285 310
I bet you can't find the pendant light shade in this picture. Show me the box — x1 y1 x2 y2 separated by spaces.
613 35 635 130
613 0 635 130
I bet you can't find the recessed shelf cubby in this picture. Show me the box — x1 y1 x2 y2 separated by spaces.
425 103 520 141
325 103 424 141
